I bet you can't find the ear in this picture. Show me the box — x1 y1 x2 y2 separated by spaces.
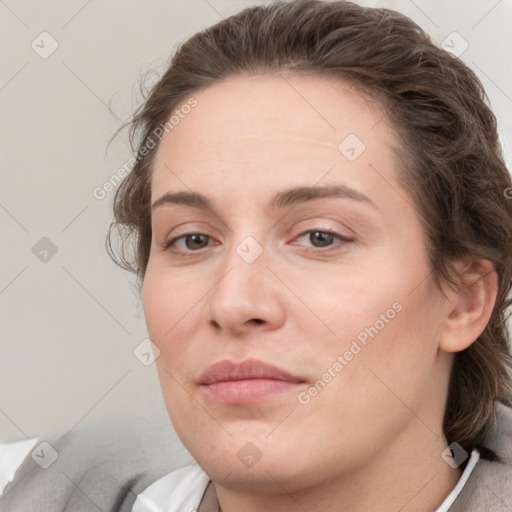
438 257 498 353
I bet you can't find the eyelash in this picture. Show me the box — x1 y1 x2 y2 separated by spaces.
164 229 353 255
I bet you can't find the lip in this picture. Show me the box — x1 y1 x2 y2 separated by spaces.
198 358 306 404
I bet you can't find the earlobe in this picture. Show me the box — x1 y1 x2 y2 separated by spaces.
438 258 498 353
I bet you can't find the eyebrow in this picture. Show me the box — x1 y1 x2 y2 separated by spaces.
151 184 377 211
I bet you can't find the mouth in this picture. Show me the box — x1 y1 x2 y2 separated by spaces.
198 358 306 404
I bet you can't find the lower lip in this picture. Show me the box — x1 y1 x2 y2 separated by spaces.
201 379 302 404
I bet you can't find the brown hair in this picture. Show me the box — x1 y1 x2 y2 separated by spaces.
107 0 512 451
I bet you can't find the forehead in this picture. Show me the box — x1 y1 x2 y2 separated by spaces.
151 72 403 208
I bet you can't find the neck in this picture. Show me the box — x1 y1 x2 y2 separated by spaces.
214 423 462 512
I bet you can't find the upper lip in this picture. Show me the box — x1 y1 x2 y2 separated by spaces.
198 358 305 385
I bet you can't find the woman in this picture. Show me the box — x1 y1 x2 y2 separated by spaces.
106 0 512 510
113 0 512 511
2 1 511 511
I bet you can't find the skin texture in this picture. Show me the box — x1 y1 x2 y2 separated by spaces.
143 73 497 512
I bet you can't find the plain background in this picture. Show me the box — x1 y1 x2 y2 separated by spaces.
1 0 511 443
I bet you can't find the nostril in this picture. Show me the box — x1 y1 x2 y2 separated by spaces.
252 318 264 324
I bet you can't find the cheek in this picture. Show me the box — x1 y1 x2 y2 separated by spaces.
330 280 443 424
293 262 399 347
291 289 442 460
143 266 203 351
144 269 203 428
306 248 441 397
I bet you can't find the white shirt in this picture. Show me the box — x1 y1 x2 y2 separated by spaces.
132 448 481 512
0 438 39 496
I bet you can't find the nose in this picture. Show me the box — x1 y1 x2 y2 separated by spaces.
206 239 286 336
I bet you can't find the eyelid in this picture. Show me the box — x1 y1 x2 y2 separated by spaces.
288 219 354 241
289 222 352 238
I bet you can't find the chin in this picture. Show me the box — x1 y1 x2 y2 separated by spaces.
184 432 315 488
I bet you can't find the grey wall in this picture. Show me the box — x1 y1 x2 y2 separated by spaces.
1 0 511 442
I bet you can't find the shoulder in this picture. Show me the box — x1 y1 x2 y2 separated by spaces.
450 402 512 511
0 415 193 512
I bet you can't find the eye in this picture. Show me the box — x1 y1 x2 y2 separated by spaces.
292 229 353 250
164 229 353 255
165 233 214 253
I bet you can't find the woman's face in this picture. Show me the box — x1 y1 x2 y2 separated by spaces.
143 73 455 491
